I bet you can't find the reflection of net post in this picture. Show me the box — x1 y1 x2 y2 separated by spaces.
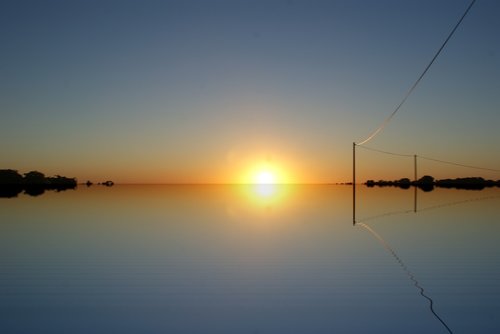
414 186 418 213
353 142 356 225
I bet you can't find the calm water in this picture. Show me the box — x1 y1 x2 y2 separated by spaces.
0 185 499 333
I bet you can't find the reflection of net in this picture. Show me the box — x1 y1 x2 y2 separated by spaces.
356 194 500 224
418 195 500 213
357 222 453 334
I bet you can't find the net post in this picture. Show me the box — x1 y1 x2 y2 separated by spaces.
414 155 418 212
414 154 418 182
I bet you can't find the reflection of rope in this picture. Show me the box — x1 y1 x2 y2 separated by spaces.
357 209 414 224
356 195 500 224
418 195 500 213
357 223 453 334
356 0 477 145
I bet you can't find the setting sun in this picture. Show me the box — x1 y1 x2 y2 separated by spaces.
236 156 297 185
255 171 276 185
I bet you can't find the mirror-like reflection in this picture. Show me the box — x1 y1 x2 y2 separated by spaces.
0 185 499 333
357 222 453 334
353 186 500 333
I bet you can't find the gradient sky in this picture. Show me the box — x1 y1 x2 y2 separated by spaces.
1 0 499 183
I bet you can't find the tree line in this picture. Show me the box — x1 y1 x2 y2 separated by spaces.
0 169 77 198
366 175 500 192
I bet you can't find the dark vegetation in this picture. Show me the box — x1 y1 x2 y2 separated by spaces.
99 180 114 187
85 180 114 187
366 175 500 192
0 169 77 198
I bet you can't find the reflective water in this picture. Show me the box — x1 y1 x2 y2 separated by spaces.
0 185 499 333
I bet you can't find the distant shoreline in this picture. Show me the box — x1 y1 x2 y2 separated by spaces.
365 175 500 191
0 169 77 198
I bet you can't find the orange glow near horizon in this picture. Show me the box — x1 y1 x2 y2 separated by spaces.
63 151 314 184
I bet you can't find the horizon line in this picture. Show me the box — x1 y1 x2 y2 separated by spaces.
80 182 352 186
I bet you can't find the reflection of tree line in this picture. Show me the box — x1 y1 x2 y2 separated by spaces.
0 169 76 198
366 175 500 191
355 188 499 225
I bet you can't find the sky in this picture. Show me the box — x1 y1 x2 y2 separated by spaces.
1 0 499 184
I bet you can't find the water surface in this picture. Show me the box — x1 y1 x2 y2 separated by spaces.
1 185 499 333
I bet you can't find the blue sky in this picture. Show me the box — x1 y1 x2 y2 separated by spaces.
1 0 499 183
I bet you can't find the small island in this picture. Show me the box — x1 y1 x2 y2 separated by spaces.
99 180 114 187
0 169 77 198
366 175 500 191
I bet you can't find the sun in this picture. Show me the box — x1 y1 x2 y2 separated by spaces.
255 171 275 185
255 171 276 185
238 160 292 185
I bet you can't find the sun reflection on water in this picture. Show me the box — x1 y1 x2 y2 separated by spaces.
248 183 289 206
254 184 278 198
246 183 293 215
224 184 295 221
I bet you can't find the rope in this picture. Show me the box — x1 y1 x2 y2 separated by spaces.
357 145 414 158
418 155 500 173
356 0 477 146
357 145 500 173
